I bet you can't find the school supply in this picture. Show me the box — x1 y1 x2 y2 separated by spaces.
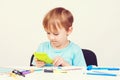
86 65 120 77
87 65 120 71
34 52 53 64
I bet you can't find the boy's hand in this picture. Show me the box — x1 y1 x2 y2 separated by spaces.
53 56 70 67
35 58 45 67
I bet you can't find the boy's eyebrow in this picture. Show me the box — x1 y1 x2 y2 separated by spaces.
46 29 59 34
46 32 59 34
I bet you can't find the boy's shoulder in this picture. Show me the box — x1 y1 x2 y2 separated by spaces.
68 41 82 53
70 41 81 49
39 41 50 46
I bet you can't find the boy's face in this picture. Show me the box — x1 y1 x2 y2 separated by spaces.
46 27 72 49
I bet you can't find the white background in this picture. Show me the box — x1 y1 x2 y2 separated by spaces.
0 0 120 67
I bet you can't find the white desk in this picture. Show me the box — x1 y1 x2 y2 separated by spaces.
0 66 120 80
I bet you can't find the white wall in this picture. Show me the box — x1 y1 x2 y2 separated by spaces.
0 0 120 67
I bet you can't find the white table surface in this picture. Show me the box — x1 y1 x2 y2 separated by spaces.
0 66 120 80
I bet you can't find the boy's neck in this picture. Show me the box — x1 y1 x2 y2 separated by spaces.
52 40 70 50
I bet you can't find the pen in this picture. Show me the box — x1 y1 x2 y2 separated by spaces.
87 65 120 71
21 70 31 75
12 69 25 77
87 72 117 76
21 68 43 75
34 69 43 71
91 68 120 70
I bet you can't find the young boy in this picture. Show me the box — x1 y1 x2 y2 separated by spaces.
34 7 86 67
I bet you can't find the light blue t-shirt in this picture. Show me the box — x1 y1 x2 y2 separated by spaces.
35 41 86 67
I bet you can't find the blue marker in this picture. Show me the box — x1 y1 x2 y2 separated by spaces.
87 72 117 76
87 65 120 71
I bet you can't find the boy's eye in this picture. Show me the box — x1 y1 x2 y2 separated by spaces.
46 32 59 35
47 32 50 34
53 33 59 35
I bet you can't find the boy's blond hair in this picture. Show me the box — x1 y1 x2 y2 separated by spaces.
43 7 74 33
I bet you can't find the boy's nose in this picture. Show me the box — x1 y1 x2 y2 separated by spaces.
49 35 55 40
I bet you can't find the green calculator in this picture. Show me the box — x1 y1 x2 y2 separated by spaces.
34 52 53 64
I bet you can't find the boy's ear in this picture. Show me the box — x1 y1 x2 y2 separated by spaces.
67 26 73 35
